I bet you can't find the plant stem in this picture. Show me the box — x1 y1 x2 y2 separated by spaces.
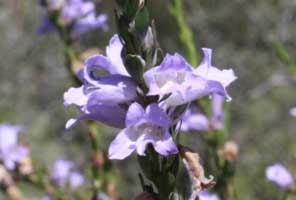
169 0 199 66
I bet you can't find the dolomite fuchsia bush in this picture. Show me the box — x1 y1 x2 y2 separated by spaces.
2 0 295 200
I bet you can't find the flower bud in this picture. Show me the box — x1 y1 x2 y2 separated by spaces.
107 183 119 200
18 155 33 176
220 141 239 162
92 151 105 169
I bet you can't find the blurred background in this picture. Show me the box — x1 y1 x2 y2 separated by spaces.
0 0 296 199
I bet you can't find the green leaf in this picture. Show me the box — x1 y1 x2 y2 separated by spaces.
125 0 140 20
124 54 145 84
135 7 150 33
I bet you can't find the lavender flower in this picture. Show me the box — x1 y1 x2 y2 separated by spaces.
144 48 237 107
265 163 294 189
0 124 29 170
64 35 137 129
50 159 84 188
179 105 209 132
108 103 178 160
210 94 225 130
69 171 85 188
39 0 108 38
194 49 237 99
41 195 51 200
198 191 220 200
180 95 225 132
289 107 296 117
96 193 111 200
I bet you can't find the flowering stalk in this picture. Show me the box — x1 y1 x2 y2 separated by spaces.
38 1 117 199
114 1 180 198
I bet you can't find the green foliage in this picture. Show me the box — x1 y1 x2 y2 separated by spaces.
169 0 198 66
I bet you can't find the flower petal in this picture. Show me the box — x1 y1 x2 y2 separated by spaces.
126 102 145 127
153 132 178 156
195 48 237 88
86 103 127 128
106 35 129 76
266 163 294 188
164 74 226 106
85 75 137 104
158 53 192 72
84 55 118 84
211 94 225 130
64 86 87 107
146 103 170 128
71 13 108 38
0 124 22 153
66 103 126 129
37 16 56 34
108 129 136 160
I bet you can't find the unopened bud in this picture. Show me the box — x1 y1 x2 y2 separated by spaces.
221 141 239 162
18 155 33 175
92 151 105 169
179 145 215 199
134 192 156 200
107 183 119 200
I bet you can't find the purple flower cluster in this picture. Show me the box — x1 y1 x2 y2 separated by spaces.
179 94 225 132
39 0 108 38
289 107 296 117
64 35 237 160
50 159 84 188
198 191 220 200
265 163 294 189
0 124 29 170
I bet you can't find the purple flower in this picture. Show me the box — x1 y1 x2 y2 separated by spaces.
210 94 225 130
194 48 237 100
265 163 294 189
0 124 29 170
108 103 178 160
179 105 209 132
289 107 296 117
198 191 220 200
96 193 111 200
144 48 237 107
64 35 137 129
50 159 84 188
69 171 85 188
179 95 225 132
84 34 129 76
39 0 108 37
41 195 51 200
